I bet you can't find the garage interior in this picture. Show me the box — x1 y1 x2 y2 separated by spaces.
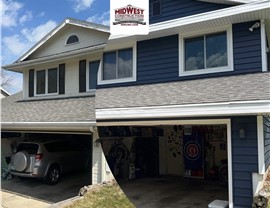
99 124 229 207
1 132 93 203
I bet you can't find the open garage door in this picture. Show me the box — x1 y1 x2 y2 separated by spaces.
1 131 92 204
98 124 229 207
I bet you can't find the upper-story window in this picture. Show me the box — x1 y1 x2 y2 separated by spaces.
36 68 58 95
66 34 79 45
98 46 137 85
179 26 233 76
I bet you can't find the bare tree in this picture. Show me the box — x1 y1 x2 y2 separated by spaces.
1 69 13 89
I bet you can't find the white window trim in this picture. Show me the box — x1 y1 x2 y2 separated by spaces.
34 67 59 96
261 19 268 72
65 33 80 46
179 25 234 77
98 44 137 85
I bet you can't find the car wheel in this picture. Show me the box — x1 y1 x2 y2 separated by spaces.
46 165 60 185
13 151 30 172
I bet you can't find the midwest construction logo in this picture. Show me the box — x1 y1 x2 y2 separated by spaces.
113 4 146 26
110 0 149 35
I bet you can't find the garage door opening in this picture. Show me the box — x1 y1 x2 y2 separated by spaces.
1 132 92 203
99 124 229 207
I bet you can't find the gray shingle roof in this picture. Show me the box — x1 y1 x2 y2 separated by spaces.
96 72 270 109
1 92 96 123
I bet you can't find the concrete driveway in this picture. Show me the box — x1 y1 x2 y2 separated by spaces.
119 176 228 208
1 170 91 208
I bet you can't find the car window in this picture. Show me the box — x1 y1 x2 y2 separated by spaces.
45 141 83 152
17 143 39 154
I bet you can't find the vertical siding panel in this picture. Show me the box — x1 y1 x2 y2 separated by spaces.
79 60 86 93
28 69 34 97
231 116 258 208
264 116 270 169
59 63 65 95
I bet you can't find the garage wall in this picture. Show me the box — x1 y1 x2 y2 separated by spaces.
92 128 114 184
159 126 184 176
231 116 258 208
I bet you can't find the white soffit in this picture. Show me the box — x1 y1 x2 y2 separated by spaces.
199 0 259 5
110 0 270 42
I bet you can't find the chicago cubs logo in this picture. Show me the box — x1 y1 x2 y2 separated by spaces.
184 141 201 161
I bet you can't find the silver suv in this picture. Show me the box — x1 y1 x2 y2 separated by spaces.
9 139 90 184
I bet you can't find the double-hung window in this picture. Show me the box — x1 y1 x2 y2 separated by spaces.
180 26 233 76
36 68 58 95
99 47 136 84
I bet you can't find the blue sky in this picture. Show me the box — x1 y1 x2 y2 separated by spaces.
1 0 110 94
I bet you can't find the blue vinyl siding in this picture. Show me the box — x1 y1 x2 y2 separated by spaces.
137 35 179 84
233 21 262 72
264 116 270 169
97 20 262 89
149 0 230 24
231 116 258 208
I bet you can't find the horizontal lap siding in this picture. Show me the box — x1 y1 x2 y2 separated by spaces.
232 116 258 208
150 0 230 24
233 21 262 72
264 116 270 169
137 35 179 84
97 21 262 89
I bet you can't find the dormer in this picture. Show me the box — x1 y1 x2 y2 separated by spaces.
3 18 110 100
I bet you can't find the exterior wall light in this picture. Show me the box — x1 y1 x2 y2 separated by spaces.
249 22 260 32
94 138 102 147
239 128 246 139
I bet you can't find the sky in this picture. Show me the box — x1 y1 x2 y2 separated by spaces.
1 0 110 94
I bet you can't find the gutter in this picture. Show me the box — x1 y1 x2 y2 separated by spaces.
2 44 107 71
1 122 96 133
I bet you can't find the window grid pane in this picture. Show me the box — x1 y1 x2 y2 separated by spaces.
118 48 133 79
184 31 228 71
48 68 58 93
36 70 45 94
206 32 227 68
184 36 204 71
103 52 117 80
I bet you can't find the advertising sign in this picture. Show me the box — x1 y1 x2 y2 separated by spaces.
110 0 149 35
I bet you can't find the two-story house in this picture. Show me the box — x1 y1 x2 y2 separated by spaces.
1 18 113 186
2 0 270 207
94 1 270 207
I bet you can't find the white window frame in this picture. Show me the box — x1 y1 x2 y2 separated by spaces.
98 44 137 85
179 25 233 77
65 33 80 46
86 59 100 93
34 67 59 96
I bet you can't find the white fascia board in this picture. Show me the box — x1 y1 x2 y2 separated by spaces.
68 19 110 33
150 0 270 32
16 19 110 63
109 0 270 40
16 20 67 63
199 0 258 4
3 44 106 72
1 88 11 96
1 122 96 133
96 100 270 121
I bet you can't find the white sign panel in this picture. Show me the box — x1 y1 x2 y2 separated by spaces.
110 0 149 35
